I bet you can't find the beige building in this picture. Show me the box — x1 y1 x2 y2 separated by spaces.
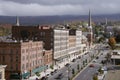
0 65 7 80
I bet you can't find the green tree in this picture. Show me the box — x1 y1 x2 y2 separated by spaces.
35 72 40 77
77 64 80 71
50 65 54 70
93 75 98 80
98 67 104 74
72 68 75 75
98 36 105 43
108 37 116 50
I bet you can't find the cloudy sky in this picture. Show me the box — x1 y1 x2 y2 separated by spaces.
0 0 120 16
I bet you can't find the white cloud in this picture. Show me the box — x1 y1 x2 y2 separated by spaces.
0 0 120 16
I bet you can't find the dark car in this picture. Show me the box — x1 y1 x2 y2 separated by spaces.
55 73 63 79
65 63 70 67
41 76 48 80
96 56 99 59
72 59 76 62
54 69 58 73
50 71 54 75
106 46 109 48
78 56 81 59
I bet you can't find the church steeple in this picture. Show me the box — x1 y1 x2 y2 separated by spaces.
88 10 93 48
16 16 20 26
88 10 91 27
105 18 108 25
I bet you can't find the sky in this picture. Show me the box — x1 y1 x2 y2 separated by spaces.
0 0 120 16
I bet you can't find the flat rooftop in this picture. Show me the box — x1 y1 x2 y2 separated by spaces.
111 55 120 59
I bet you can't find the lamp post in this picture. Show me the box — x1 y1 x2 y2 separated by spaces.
65 63 70 80
43 49 46 77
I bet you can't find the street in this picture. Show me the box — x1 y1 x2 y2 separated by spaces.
74 46 110 80
47 44 102 80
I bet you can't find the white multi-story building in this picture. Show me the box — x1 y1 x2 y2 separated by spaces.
53 29 69 65
76 30 82 56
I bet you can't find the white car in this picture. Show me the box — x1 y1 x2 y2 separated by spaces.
93 60 97 62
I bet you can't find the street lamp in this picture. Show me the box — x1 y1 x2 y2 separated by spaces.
65 63 71 80
43 49 46 77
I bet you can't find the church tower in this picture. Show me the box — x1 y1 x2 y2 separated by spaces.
88 10 91 27
88 10 93 47
16 16 20 26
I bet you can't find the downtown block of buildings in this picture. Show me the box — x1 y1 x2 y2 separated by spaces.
0 12 93 80
0 24 90 79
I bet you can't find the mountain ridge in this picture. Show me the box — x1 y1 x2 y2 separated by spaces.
0 14 120 25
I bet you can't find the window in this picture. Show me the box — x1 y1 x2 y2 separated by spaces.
10 49 13 54
22 64 24 70
2 49 5 54
16 49 18 54
0 72 1 79
16 64 18 70
11 65 13 70
26 49 28 53
16 58 18 62
2 56 5 62
23 56 26 61
10 57 13 62
22 49 25 53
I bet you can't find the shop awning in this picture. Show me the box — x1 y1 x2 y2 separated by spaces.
22 72 30 78
32 66 47 73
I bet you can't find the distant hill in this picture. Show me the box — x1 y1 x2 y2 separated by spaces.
0 14 120 25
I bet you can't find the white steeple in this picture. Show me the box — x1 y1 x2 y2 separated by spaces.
105 18 108 25
16 16 20 26
88 10 91 27
88 10 93 48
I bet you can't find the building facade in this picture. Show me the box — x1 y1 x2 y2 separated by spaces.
12 25 87 69
0 41 46 79
68 29 77 60
12 25 53 50
53 29 69 66
76 30 82 56
0 65 7 80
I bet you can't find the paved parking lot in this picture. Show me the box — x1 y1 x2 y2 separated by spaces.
104 70 120 80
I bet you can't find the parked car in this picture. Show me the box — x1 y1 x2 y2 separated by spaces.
55 73 63 79
72 59 76 62
50 71 54 75
54 69 58 73
89 64 94 67
65 63 70 67
93 60 97 63
96 56 99 59
78 56 81 59
41 76 48 80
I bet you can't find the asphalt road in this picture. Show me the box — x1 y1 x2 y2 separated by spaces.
48 44 100 80
74 44 110 80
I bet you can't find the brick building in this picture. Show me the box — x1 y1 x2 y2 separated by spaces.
12 25 53 50
12 26 69 66
0 41 52 79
